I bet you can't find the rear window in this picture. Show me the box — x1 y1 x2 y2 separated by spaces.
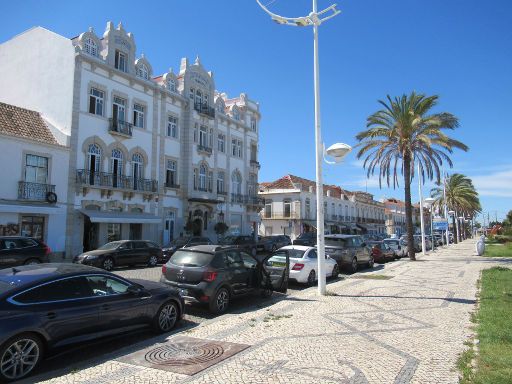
273 249 304 259
170 250 214 267
325 237 347 248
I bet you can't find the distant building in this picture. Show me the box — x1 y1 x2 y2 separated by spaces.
258 175 385 240
0 22 262 257
0 102 69 256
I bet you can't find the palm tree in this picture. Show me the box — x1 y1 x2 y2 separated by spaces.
356 92 468 260
431 173 481 242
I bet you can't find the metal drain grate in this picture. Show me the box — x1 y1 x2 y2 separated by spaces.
117 336 249 375
145 342 224 366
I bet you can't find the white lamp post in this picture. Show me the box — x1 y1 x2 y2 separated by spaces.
448 210 455 244
417 164 427 255
256 0 341 296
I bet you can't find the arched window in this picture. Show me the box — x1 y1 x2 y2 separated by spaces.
167 78 176 92
231 171 242 195
137 64 149 80
87 144 101 185
217 101 224 114
199 164 207 190
111 149 123 188
232 108 240 121
132 153 143 190
84 37 98 57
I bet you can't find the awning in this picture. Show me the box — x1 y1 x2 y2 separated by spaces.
78 209 161 224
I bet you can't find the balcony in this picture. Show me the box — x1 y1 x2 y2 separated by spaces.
194 102 215 119
265 212 302 220
18 181 56 201
231 193 246 204
109 118 133 137
76 169 158 192
196 187 212 193
197 144 213 155
250 160 261 169
217 190 228 196
247 195 265 207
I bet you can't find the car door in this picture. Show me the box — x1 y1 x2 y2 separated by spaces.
115 242 135 266
85 274 150 331
10 276 99 345
0 239 27 266
132 241 149 264
225 250 250 294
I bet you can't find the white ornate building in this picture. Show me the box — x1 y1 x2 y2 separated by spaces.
0 22 262 257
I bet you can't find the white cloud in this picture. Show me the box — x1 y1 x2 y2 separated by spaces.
470 169 512 198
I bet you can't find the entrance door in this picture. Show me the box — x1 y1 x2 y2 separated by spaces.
164 215 175 245
192 219 202 236
129 224 142 240
83 217 99 251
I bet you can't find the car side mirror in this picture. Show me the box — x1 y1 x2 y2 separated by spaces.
127 285 142 295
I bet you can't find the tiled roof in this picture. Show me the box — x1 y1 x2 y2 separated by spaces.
0 102 59 145
263 174 343 198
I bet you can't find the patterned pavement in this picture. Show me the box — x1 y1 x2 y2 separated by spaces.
25 240 511 384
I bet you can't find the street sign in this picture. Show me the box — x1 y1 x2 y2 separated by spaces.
433 219 448 231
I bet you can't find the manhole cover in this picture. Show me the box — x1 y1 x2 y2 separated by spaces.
117 336 250 375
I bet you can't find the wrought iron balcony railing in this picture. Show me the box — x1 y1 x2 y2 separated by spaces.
194 102 215 118
197 145 213 154
18 181 55 201
231 193 246 204
76 169 158 192
109 118 133 137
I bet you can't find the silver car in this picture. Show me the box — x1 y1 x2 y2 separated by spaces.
323 235 374 273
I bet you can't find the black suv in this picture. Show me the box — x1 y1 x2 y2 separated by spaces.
160 245 288 314
162 236 212 261
323 234 373 273
219 235 258 256
257 235 292 253
0 236 51 267
293 232 317 246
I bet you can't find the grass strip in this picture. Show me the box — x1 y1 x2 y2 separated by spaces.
484 243 512 257
459 267 512 384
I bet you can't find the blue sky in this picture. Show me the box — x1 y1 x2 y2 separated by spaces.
1 0 511 222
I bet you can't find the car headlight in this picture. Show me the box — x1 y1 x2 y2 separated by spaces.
86 255 99 260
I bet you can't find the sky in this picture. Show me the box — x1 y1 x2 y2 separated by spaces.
1 0 511 223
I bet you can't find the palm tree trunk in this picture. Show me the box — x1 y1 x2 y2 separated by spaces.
452 215 458 244
403 154 416 260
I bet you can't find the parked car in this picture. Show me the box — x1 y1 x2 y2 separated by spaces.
0 236 51 267
400 235 422 252
267 245 339 286
292 232 317 246
257 235 291 253
368 241 396 263
383 238 408 258
323 234 373 273
0 263 184 382
160 245 288 314
218 235 258 256
73 240 163 271
162 236 212 261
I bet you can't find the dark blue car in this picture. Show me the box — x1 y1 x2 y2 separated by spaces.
0 263 184 382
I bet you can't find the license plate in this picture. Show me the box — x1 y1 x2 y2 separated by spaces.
272 262 286 267
179 289 188 296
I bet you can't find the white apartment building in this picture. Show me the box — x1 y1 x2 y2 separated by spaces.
0 22 261 257
258 175 386 240
0 102 69 255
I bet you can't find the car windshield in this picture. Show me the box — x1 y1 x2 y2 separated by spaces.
169 237 189 247
98 241 123 250
297 233 314 239
170 250 214 267
261 237 274 242
270 249 305 260
219 236 237 245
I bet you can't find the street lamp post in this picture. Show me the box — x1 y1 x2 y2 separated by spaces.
417 163 427 255
424 197 435 251
256 0 341 296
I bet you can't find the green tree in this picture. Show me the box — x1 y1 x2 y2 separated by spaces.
431 173 481 242
504 210 512 227
356 92 468 260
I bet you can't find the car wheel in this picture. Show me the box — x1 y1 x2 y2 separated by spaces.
349 257 358 274
260 287 273 298
367 256 375 269
24 258 40 265
331 264 339 278
0 333 43 382
148 255 158 267
307 270 316 286
209 288 230 314
102 257 114 271
153 301 179 333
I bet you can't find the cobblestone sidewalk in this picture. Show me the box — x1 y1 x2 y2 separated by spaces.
31 240 511 384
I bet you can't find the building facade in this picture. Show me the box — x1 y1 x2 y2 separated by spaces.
0 22 261 257
0 102 69 256
258 175 386 240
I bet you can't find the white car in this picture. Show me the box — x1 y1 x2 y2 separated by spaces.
267 245 339 286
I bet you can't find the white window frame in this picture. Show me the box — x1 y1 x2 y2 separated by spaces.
167 116 178 138
133 104 145 128
217 172 225 193
199 165 207 190
166 159 177 187
199 126 208 147
84 37 98 57
88 88 104 116
25 155 48 184
218 134 225 153
115 50 127 72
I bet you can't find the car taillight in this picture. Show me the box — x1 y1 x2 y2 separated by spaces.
43 244 51 255
203 271 218 282
292 263 304 271
162 264 167 274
